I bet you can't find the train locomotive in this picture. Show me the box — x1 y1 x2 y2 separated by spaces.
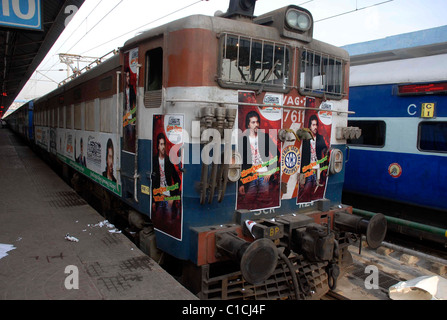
5 0 386 299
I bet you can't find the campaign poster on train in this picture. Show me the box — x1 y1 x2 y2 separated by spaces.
279 95 306 200
152 114 184 240
297 98 332 204
123 48 138 154
56 129 121 196
236 91 281 211
35 126 49 151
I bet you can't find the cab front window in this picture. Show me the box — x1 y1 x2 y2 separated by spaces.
300 49 345 99
219 33 290 92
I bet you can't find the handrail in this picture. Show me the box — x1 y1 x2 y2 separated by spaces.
166 98 355 115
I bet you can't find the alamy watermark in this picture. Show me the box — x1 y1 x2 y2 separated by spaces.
364 265 379 290
64 265 79 290
65 5 78 27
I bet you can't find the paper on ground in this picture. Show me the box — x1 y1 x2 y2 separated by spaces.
0 244 16 260
389 275 447 300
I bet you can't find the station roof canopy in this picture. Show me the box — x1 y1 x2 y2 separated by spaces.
342 25 447 66
0 0 85 115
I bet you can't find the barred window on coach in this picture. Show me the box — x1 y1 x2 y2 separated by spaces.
347 120 386 147
220 33 290 91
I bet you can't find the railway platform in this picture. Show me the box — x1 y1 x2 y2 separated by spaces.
0 127 197 300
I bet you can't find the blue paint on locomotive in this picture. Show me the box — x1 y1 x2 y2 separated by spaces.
325 144 347 206
128 140 348 262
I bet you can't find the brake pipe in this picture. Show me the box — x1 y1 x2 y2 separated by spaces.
352 208 447 239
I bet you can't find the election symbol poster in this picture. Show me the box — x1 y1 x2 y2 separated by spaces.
152 114 184 240
278 93 306 201
236 91 281 211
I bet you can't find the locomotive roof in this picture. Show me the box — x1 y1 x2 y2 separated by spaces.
33 53 120 105
32 9 349 106
122 13 349 60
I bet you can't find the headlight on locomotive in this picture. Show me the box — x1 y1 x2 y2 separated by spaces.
329 148 344 175
285 9 312 31
227 151 242 182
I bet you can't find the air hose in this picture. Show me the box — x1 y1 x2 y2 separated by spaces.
278 250 300 299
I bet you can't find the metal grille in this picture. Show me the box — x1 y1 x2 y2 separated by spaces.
351 263 403 291
144 90 162 108
199 255 329 300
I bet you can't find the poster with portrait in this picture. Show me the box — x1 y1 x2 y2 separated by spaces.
236 91 281 211
123 48 138 153
297 98 332 204
151 114 184 240
56 129 121 196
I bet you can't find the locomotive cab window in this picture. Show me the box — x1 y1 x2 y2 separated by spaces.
144 47 163 108
418 121 447 153
300 49 344 99
347 120 386 147
219 33 290 92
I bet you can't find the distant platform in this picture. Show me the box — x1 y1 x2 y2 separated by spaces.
0 127 197 300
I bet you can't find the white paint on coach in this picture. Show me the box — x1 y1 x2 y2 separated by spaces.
349 54 447 87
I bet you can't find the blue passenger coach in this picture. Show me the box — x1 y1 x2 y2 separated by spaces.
343 26 447 212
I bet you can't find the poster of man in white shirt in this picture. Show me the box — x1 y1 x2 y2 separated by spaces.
237 91 281 211
297 101 332 204
152 114 183 240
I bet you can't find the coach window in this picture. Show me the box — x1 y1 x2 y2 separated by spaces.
74 104 82 130
300 49 344 99
51 106 56 127
347 120 386 147
99 76 113 92
85 101 95 131
66 105 73 129
45 107 49 126
220 34 290 92
42 107 46 126
418 121 447 153
59 106 64 128
100 97 113 133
